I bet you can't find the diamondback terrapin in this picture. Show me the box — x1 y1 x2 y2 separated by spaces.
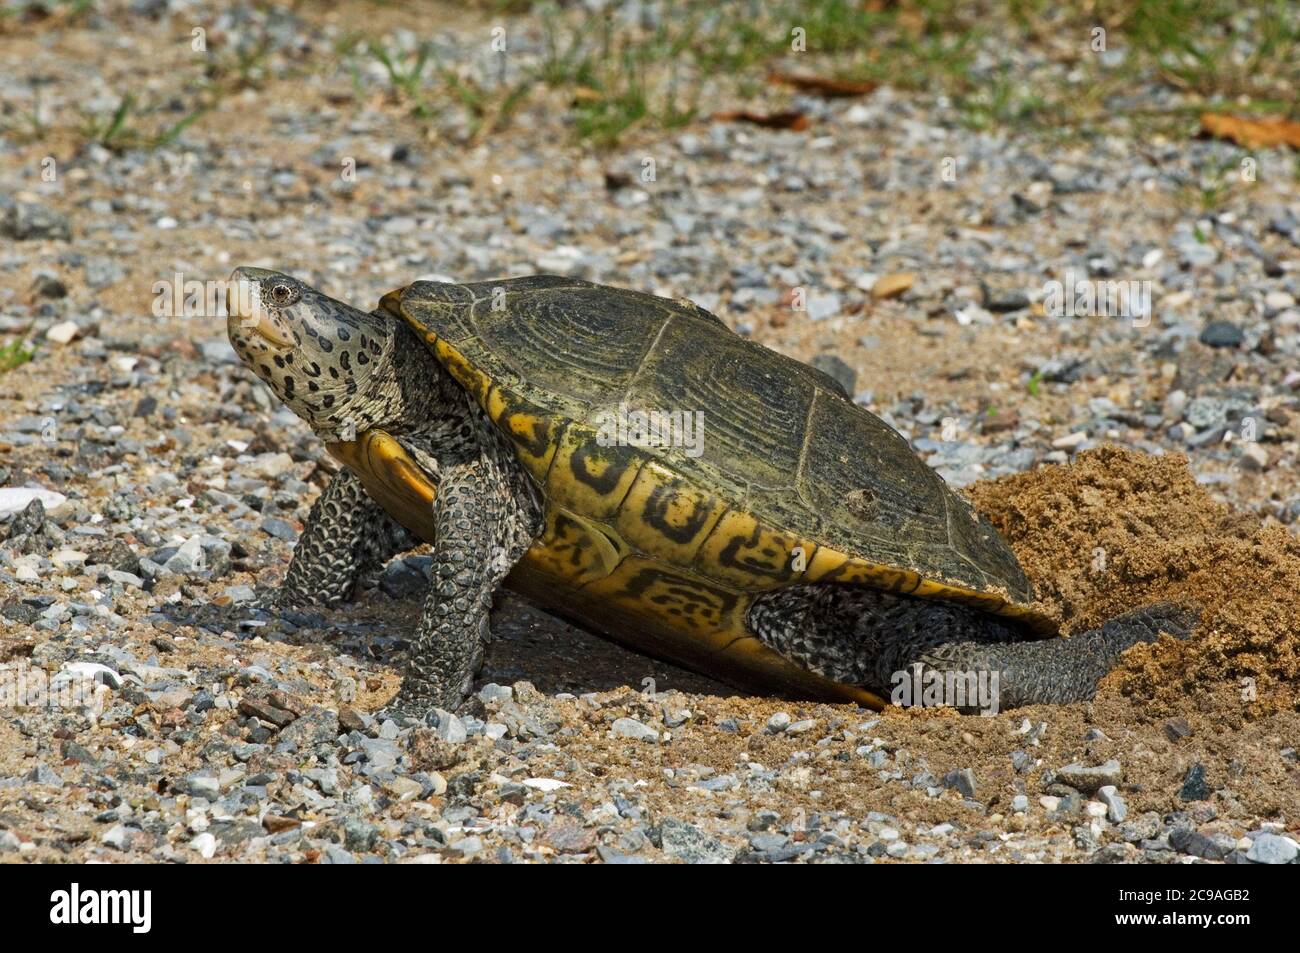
225 268 1193 717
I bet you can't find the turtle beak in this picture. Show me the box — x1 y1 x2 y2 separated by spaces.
227 267 296 348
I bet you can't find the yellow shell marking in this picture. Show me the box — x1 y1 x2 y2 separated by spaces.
430 336 491 405
514 507 625 588
484 384 559 481
508 553 888 708
613 459 726 564
545 424 643 520
385 289 1051 706
695 509 816 590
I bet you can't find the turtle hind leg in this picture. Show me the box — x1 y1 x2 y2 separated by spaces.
905 602 1198 710
272 467 416 607
748 586 1197 711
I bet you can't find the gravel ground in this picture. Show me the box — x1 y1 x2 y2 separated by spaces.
0 1 1296 863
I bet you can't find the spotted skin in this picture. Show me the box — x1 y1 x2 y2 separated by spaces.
749 587 1197 710
272 467 416 607
228 268 542 716
226 268 406 443
395 432 541 712
227 268 1195 717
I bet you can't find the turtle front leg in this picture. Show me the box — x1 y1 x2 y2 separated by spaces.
389 456 539 718
270 468 415 607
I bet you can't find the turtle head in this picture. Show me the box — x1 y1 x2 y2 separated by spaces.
226 267 395 440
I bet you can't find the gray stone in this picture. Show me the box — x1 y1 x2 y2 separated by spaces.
943 768 977 800
1178 763 1211 801
354 737 400 772
26 763 63 787
432 708 468 743
611 717 659 742
380 557 428 597
451 836 483 855
596 845 649 864
1169 827 1229 861
2 201 71 241
183 773 220 799
765 711 792 733
279 708 339 748
1245 832 1298 864
343 818 379 852
986 289 1031 312
810 354 857 395
1198 321 1243 348
322 844 356 864
805 292 841 322
260 518 298 541
1097 785 1128 823
1056 759 1122 794
660 818 732 864
304 767 339 796
477 683 513 704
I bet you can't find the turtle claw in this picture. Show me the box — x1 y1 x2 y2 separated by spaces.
381 683 470 730
1101 601 1201 642
372 692 442 729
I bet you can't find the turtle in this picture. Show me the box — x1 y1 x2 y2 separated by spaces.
224 267 1195 718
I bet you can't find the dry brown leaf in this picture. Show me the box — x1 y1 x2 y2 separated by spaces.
711 109 811 131
1199 113 1300 149
767 71 878 98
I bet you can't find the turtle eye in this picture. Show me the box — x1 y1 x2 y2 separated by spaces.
268 282 298 307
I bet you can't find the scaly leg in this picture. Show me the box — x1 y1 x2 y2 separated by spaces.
749 585 1197 711
271 467 415 607
390 455 539 717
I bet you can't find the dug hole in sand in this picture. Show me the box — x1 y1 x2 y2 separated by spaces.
900 444 1300 827
560 445 1297 842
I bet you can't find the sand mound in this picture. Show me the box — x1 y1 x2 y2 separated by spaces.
969 446 1299 717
